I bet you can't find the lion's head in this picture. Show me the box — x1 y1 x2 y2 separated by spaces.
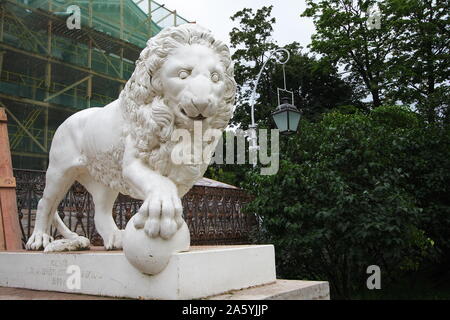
119 24 236 180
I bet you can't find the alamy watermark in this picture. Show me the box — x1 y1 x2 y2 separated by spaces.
170 121 280 176
366 3 381 30
66 5 81 30
66 264 81 290
366 265 381 290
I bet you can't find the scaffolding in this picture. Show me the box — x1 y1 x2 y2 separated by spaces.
0 0 191 170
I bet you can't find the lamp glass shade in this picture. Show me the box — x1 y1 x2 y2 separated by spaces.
288 110 301 132
272 107 301 135
272 111 289 132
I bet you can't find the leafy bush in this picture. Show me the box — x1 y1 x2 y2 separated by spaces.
244 106 450 298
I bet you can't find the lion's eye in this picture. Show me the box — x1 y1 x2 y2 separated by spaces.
179 70 190 80
211 72 220 83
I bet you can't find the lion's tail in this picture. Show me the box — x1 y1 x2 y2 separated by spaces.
52 211 79 240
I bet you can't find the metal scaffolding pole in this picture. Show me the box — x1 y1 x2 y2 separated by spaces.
88 39 94 107
88 40 92 69
120 0 124 41
87 75 92 108
6 5 47 54
148 0 152 37
0 6 3 41
119 47 124 93
44 1 52 151
10 108 42 149
0 43 127 84
0 0 192 169
88 35 122 78
1 103 47 153
0 93 77 114
89 0 93 28
44 76 92 102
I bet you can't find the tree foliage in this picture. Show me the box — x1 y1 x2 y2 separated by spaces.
211 3 450 299
387 0 450 122
229 6 360 128
303 0 394 108
207 6 361 187
302 0 450 120
244 106 450 298
229 6 278 128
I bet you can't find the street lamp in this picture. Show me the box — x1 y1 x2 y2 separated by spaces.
271 93 301 136
248 48 300 165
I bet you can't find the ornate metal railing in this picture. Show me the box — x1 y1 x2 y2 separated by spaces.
14 169 258 247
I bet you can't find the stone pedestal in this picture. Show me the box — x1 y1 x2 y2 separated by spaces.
0 245 277 300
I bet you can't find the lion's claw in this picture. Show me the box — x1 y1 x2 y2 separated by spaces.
160 218 178 239
105 229 124 250
134 190 183 240
133 209 148 229
26 231 54 251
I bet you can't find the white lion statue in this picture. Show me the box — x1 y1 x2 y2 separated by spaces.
26 24 236 251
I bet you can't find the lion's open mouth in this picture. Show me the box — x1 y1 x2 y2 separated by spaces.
190 114 207 121
181 108 207 121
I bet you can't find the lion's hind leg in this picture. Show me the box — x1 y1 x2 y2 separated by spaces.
26 166 78 250
41 211 91 252
77 175 121 250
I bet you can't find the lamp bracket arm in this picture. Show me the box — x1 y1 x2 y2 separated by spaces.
249 48 291 128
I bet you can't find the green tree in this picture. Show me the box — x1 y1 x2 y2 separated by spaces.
230 6 359 127
229 5 278 128
272 43 363 120
302 0 450 119
302 0 396 108
386 0 450 123
206 6 360 186
244 106 448 298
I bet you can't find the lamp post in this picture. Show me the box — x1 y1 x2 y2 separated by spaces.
248 48 301 165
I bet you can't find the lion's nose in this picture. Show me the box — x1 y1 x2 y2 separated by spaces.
191 98 210 115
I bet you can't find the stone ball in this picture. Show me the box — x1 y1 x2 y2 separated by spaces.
123 216 190 275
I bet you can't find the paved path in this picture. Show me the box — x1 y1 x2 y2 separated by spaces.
0 287 117 300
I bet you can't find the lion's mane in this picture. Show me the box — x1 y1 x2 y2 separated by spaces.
117 24 236 191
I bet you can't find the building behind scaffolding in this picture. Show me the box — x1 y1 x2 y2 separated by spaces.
0 0 191 170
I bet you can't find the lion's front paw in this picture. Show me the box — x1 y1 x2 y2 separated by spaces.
26 231 54 251
105 229 125 250
133 191 184 240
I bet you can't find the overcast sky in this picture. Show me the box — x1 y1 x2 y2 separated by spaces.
153 0 316 50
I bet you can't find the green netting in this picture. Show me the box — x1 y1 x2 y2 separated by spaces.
18 0 190 47
5 0 191 78
3 0 191 167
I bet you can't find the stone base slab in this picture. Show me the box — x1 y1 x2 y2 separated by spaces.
0 245 277 300
0 280 330 300
209 280 330 300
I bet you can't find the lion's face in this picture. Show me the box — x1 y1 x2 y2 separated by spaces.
158 44 228 128
121 25 235 177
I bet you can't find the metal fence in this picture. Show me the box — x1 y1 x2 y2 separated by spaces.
14 169 258 247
